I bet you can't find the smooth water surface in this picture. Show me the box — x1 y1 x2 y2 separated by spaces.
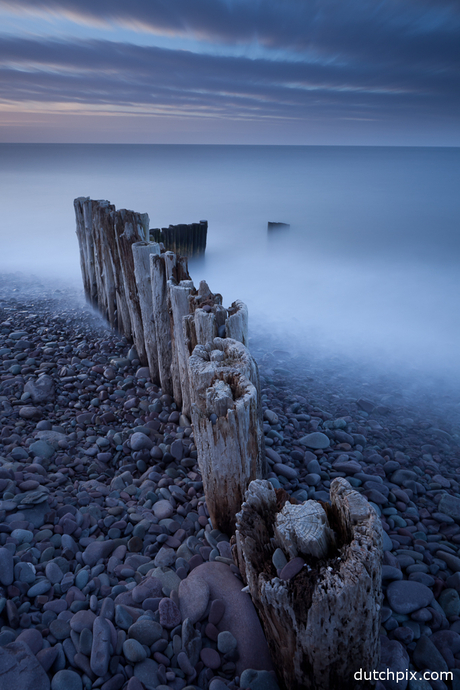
1 144 459 378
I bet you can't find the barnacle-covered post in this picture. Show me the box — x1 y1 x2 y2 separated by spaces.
188 338 266 535
233 478 383 690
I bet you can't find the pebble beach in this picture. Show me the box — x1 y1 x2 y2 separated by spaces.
1 273 460 690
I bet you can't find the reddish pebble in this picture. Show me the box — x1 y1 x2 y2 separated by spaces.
205 622 219 641
200 647 221 669
209 599 225 626
279 557 305 581
158 597 181 629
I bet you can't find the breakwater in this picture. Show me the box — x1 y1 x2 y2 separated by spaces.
73 198 383 689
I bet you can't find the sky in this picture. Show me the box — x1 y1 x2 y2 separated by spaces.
0 0 459 145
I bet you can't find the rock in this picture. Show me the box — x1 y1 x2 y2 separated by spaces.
183 561 274 674
70 609 96 632
90 616 111 677
24 375 54 403
15 628 43 655
386 580 433 614
0 641 50 690
158 597 181 629
152 500 174 520
209 599 225 626
154 546 176 568
132 577 163 603
299 432 330 449
217 631 237 654
170 439 184 460
438 494 460 521
29 440 54 459
0 547 14 586
49 619 71 641
51 669 82 690
200 647 221 669
133 658 160 690
378 637 410 690
130 432 153 451
357 398 374 413
36 430 67 448
240 669 281 690
123 638 147 663
82 539 117 567
446 572 460 593
438 588 460 617
128 619 163 646
413 635 448 672
279 557 305 581
179 574 210 624
273 463 298 480
19 406 42 420
436 550 460 573
36 646 59 673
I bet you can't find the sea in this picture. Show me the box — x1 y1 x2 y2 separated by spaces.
1 144 459 398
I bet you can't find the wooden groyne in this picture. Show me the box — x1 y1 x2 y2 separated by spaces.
150 221 207 257
74 197 382 690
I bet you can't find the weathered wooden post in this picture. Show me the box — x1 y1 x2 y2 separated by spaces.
233 477 383 690
132 241 161 382
188 338 266 535
74 197 97 307
150 253 174 396
225 299 249 346
168 279 195 411
150 220 207 257
114 209 149 365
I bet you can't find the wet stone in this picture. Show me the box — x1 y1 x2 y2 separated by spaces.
279 557 305 581
123 638 147 663
128 619 163 646
0 547 14 586
299 432 330 449
159 597 181 629
386 580 433 614
51 669 82 690
70 609 96 632
179 573 210 624
200 646 221 670
49 619 71 640
0 641 51 690
15 628 43 655
209 599 225 627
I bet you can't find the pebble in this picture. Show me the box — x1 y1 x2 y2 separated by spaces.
158 597 181 628
179 573 210 623
51 669 83 690
2 277 460 690
299 432 330 449
128 619 163 646
123 638 148 662
386 580 433 614
200 647 221 669
0 547 14 585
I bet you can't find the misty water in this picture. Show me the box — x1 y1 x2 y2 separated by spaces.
1 144 459 415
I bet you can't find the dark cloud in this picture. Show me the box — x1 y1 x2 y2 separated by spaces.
0 0 458 139
2 0 459 67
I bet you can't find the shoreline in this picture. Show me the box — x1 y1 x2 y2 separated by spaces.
1 274 460 690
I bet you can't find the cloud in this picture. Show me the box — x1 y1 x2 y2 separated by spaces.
0 0 458 141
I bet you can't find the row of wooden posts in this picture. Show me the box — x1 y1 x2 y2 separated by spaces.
74 198 383 690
